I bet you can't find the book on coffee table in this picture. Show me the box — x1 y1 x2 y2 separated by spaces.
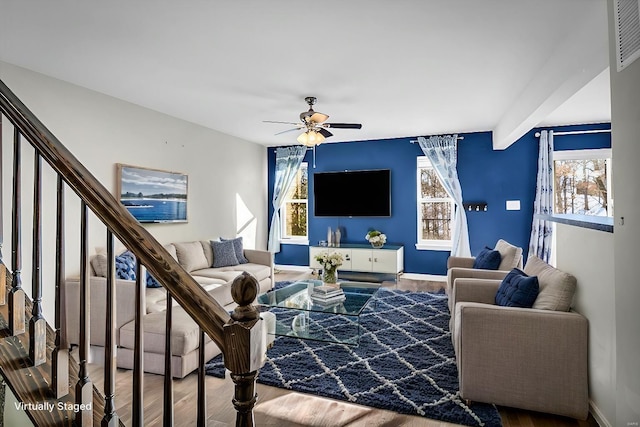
311 294 346 306
313 285 344 297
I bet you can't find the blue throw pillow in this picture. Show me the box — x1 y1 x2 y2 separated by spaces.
211 239 240 268
146 272 162 288
473 246 502 270
495 268 539 308
220 236 249 264
115 251 136 280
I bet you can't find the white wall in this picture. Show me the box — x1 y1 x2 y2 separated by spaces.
608 1 640 425
555 224 615 425
0 61 268 322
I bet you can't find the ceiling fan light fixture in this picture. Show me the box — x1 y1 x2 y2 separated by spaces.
310 112 329 123
297 130 325 146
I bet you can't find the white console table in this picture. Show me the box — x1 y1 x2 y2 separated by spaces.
309 244 404 275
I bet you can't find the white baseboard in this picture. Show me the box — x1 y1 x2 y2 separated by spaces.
589 399 611 427
274 264 313 273
400 273 447 282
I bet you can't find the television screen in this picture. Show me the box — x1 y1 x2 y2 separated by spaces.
313 169 391 217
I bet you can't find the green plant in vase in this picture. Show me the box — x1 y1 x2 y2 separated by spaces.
314 251 343 285
365 230 387 248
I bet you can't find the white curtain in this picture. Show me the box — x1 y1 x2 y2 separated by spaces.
528 130 554 263
268 146 307 253
418 135 471 257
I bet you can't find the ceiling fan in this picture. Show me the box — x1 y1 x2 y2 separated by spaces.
264 96 362 146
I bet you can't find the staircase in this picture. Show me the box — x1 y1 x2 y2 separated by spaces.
0 78 266 426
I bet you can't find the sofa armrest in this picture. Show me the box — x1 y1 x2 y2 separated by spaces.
451 278 501 306
63 276 139 347
446 267 508 312
454 302 589 419
447 256 475 269
448 278 501 333
244 249 273 268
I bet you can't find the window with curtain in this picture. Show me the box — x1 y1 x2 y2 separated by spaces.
553 149 613 217
416 156 454 249
281 162 308 242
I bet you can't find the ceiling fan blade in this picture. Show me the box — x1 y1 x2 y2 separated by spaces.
324 123 362 129
318 128 333 138
263 120 301 125
274 127 302 136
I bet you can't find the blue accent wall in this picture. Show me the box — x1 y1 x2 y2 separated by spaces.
268 122 611 275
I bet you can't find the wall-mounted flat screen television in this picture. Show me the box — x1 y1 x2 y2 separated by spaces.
314 169 391 217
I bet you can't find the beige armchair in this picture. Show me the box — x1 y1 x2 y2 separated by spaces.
446 239 523 311
449 256 588 420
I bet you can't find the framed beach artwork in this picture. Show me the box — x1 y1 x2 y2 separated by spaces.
116 164 188 223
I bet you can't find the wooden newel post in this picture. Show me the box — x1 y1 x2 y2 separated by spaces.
224 272 266 427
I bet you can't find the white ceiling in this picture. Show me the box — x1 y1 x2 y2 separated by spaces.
0 0 611 148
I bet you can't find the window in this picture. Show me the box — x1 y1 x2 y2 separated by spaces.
553 149 613 217
416 157 454 250
281 162 308 243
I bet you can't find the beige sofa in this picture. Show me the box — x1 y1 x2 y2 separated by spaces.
64 240 274 378
449 255 589 419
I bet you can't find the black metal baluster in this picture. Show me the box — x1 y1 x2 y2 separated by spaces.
102 230 118 426
9 127 25 335
132 259 144 426
0 113 5 306
28 152 45 366
163 290 174 427
75 201 92 426
52 175 69 397
197 329 207 427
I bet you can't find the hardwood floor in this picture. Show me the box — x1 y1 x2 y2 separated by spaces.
86 269 599 426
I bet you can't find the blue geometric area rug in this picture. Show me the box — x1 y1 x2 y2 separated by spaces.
206 287 502 427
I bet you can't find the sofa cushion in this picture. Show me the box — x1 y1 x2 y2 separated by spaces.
201 241 214 267
120 307 202 356
164 244 178 261
115 251 137 280
524 256 577 311
221 236 249 264
495 269 539 308
211 240 239 267
494 239 523 270
174 241 209 272
473 246 502 270
91 253 108 277
192 263 271 283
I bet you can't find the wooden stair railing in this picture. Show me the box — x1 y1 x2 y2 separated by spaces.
0 78 266 426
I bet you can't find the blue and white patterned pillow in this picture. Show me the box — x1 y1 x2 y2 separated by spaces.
146 272 163 288
211 240 239 268
220 236 249 264
115 251 136 280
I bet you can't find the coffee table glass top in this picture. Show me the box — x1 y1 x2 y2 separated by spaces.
257 279 378 315
257 279 380 345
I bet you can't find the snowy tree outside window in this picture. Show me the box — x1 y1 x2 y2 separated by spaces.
553 149 613 217
416 156 454 249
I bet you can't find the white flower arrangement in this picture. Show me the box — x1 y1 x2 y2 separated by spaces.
314 251 344 270
365 230 387 245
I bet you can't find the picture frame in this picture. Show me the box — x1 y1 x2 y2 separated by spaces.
116 164 188 223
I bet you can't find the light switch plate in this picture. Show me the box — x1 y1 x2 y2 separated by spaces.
506 200 521 211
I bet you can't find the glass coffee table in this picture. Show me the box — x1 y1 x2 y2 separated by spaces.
257 279 379 346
